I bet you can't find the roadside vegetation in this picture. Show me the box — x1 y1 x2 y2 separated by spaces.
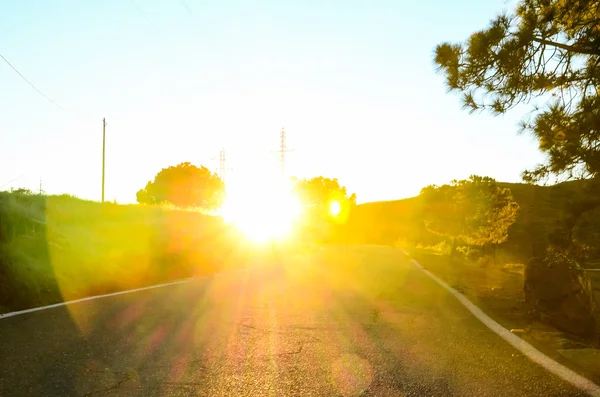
0 189 245 313
347 178 600 341
136 162 225 210
332 0 600 349
425 0 600 344
0 167 356 313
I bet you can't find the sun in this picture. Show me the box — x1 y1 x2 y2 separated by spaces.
220 174 302 243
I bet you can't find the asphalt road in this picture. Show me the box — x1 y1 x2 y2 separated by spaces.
0 245 590 396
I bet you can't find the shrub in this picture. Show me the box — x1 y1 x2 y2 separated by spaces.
456 245 484 262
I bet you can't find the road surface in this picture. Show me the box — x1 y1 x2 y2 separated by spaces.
0 245 591 396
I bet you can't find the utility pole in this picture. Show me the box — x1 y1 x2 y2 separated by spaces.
101 118 106 203
39 177 42 195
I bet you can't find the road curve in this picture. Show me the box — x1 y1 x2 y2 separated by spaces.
0 245 591 396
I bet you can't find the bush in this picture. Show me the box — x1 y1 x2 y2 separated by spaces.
524 250 597 337
416 240 453 255
456 245 484 262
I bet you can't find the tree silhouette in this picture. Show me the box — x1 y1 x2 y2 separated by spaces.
136 162 224 209
434 0 600 183
420 183 466 251
461 176 520 262
294 176 356 214
293 177 357 242
9 187 33 195
421 176 519 256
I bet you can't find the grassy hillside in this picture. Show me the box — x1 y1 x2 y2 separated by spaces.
344 180 600 348
347 180 592 264
497 181 586 259
2 181 593 314
343 197 420 246
0 192 247 313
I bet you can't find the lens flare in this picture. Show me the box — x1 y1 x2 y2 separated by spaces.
329 200 342 217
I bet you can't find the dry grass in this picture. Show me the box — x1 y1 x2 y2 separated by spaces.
0 192 244 312
410 248 533 329
348 180 592 263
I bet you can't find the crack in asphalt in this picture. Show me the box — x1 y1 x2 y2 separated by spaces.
80 369 212 396
82 373 135 397
140 358 207 371
260 344 304 361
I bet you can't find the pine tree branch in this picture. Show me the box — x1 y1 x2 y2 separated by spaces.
531 37 599 56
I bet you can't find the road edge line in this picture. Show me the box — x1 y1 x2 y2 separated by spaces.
402 250 600 397
0 278 192 320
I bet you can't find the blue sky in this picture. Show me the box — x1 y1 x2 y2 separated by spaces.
0 0 541 203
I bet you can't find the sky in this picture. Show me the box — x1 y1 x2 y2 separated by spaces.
0 0 542 204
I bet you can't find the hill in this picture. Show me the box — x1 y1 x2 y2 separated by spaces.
0 192 246 313
344 180 600 352
347 179 593 264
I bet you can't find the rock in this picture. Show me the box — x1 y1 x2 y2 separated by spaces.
524 251 597 337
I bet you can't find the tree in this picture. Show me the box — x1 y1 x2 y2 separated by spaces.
136 162 224 209
293 177 357 242
9 187 33 195
421 176 519 257
293 176 356 216
434 0 600 183
420 183 466 251
463 177 520 262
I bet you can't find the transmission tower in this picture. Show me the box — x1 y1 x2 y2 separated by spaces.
211 149 232 182
272 127 294 174
219 149 226 182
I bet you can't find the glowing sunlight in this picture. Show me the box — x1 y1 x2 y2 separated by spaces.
221 174 302 243
329 200 342 217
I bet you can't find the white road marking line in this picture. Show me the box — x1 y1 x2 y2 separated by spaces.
402 252 600 396
0 278 192 320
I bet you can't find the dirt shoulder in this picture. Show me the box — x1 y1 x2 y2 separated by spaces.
410 248 600 384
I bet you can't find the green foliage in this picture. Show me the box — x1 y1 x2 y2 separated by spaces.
0 192 43 244
136 162 224 209
294 176 356 221
349 179 600 266
0 191 239 311
422 240 453 255
456 245 484 262
572 205 600 260
420 183 466 240
463 176 520 246
293 176 356 208
293 176 357 243
434 0 600 182
9 187 34 195
420 175 519 249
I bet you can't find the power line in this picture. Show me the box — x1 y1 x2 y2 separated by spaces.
131 0 152 24
0 53 67 111
179 0 194 16
0 172 27 190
